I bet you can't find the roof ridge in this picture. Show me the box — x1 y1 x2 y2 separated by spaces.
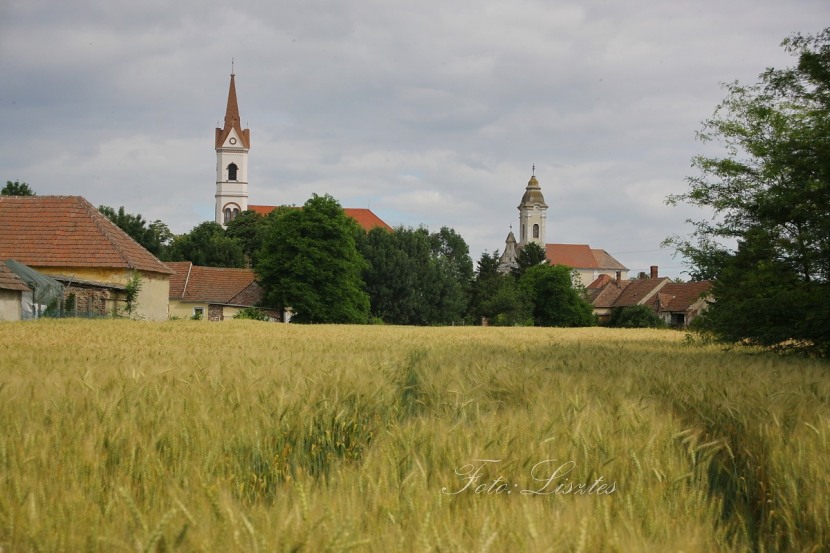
81 197 142 270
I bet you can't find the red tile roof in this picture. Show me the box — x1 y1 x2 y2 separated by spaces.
247 205 392 231
545 244 627 270
168 261 263 306
653 281 713 312
613 278 670 307
0 196 173 274
0 261 30 292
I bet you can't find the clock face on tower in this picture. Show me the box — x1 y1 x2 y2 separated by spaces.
229 137 237 145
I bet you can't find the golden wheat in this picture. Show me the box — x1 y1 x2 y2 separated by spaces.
0 320 827 551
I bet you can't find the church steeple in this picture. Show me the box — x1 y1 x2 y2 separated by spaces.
215 70 250 226
517 167 548 247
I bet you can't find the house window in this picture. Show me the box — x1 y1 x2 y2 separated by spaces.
227 163 238 181
521 224 526 242
532 224 540 239
193 307 205 320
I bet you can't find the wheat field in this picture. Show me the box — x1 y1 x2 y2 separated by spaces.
0 319 828 552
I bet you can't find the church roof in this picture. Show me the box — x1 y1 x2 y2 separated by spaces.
167 261 263 306
545 244 627 271
0 196 173 275
247 205 393 232
215 73 250 149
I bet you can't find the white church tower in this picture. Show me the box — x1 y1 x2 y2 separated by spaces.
215 71 250 226
517 166 548 247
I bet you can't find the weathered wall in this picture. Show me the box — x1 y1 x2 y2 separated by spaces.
0 289 22 321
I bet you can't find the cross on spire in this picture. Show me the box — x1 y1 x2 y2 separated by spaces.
532 164 535 176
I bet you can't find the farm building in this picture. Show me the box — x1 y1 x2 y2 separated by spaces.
167 261 277 321
0 261 30 321
586 267 712 326
0 196 173 320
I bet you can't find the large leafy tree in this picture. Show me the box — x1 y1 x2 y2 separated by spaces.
358 225 473 325
225 209 265 267
165 221 246 268
99 205 171 256
257 194 370 324
2 180 35 196
666 28 830 355
519 264 594 327
469 250 531 325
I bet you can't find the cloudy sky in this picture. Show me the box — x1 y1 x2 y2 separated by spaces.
1 0 827 278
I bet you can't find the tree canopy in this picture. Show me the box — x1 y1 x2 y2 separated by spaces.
2 180 35 196
358 225 473 325
99 205 171 256
667 28 830 355
165 221 246 268
519 264 594 327
256 194 370 324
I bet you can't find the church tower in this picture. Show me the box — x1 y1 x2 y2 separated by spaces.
215 71 250 226
517 166 548 247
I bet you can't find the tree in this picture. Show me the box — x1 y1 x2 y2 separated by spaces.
666 28 830 355
225 209 265 267
2 180 35 196
519 264 594 327
511 241 548 279
469 250 531 325
99 205 171 256
608 305 665 328
256 194 370 324
165 221 246 268
358 225 473 325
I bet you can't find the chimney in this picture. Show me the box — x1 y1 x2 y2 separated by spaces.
615 271 621 285
650 265 658 279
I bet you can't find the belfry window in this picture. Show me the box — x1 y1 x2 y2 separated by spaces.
227 163 238 181
223 206 240 224
533 224 540 239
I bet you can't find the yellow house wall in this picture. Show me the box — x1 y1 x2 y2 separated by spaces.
168 299 245 321
0 290 21 321
34 266 169 321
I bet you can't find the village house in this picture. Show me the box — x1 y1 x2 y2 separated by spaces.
586 266 712 326
167 261 279 321
0 261 30 321
0 196 173 320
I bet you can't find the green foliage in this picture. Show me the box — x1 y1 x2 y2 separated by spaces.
165 221 246 268
233 306 270 321
519 264 594 327
1 180 35 196
99 205 171 256
608 305 666 328
667 28 830 356
122 271 142 319
225 209 265 267
511 241 548 279
469 251 532 325
358 225 473 325
256 194 370 324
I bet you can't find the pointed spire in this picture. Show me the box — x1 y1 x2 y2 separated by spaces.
224 72 241 129
216 70 250 149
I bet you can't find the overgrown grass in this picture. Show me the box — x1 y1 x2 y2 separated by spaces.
0 320 827 551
